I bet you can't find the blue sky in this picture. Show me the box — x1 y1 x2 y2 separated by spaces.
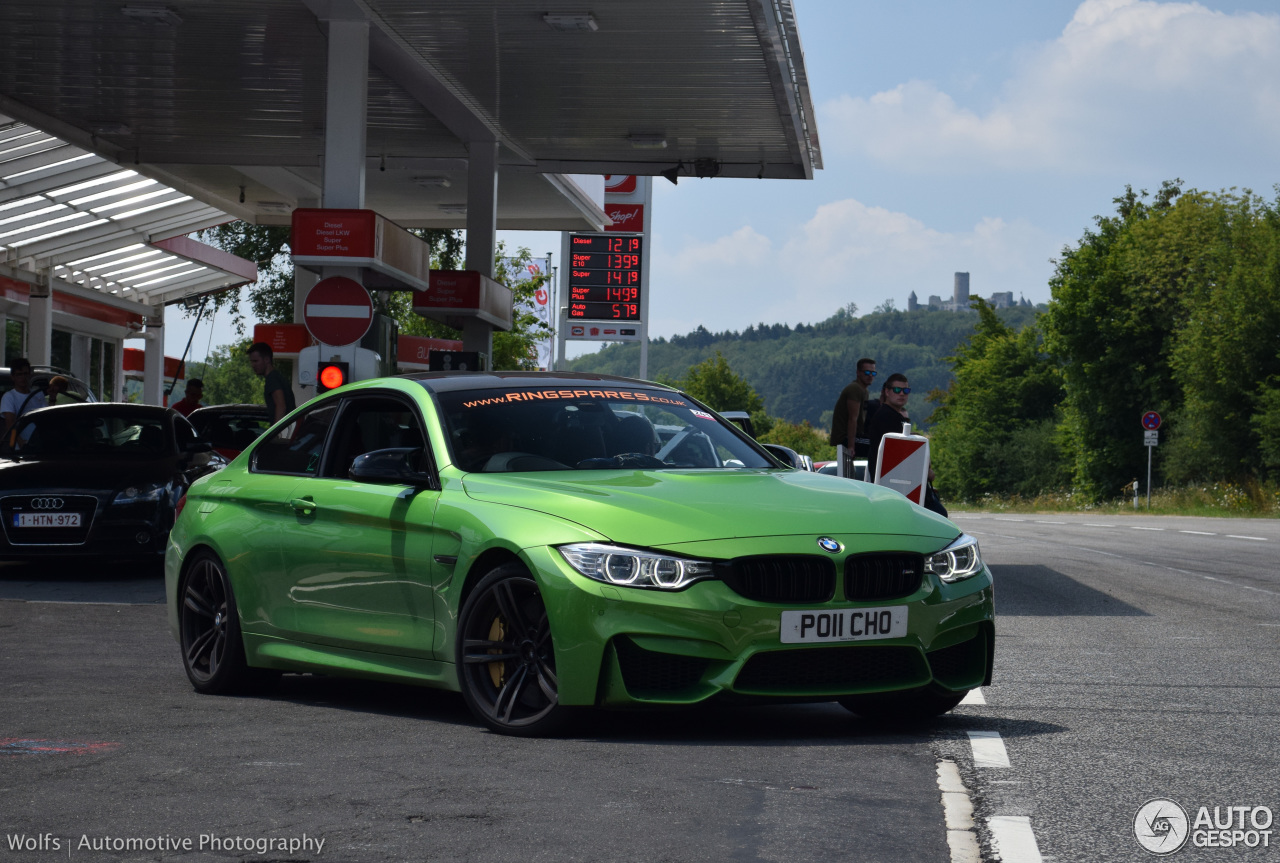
165 0 1280 361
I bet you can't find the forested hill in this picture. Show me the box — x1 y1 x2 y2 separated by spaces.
566 304 1043 430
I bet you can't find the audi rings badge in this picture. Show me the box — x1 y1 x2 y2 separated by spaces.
28 497 65 510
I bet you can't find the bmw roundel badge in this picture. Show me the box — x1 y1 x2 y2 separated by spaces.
817 537 842 554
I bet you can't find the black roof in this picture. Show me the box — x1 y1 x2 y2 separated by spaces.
401 371 679 394
21 403 176 419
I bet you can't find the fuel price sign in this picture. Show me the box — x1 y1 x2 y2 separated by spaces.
567 233 644 321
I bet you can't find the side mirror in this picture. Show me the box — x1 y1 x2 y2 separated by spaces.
349 447 431 486
761 443 802 469
182 439 214 454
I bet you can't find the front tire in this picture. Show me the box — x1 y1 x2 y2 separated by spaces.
456 564 571 736
839 686 967 723
178 550 254 694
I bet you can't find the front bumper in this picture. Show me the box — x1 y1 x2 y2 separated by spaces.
521 540 995 708
0 492 171 559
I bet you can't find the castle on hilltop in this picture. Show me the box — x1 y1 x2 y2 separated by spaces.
907 272 1033 312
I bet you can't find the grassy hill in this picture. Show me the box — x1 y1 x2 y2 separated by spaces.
566 304 1043 432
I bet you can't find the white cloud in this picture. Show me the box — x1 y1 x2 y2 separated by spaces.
647 199 1058 339
821 0 1280 172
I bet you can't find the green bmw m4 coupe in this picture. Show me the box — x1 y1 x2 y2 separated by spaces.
165 372 993 735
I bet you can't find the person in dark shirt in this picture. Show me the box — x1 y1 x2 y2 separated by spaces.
828 357 877 461
248 342 296 423
867 373 946 516
852 358 877 457
866 373 913 481
172 378 204 417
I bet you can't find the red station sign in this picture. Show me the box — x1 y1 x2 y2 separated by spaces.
302 276 373 346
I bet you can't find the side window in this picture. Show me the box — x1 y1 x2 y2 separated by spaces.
252 402 339 475
174 417 197 450
324 395 430 479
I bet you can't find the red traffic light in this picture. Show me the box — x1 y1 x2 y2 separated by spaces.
318 363 347 392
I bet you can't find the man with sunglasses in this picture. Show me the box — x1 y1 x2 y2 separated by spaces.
866 374 947 516
866 374 913 482
828 357 877 460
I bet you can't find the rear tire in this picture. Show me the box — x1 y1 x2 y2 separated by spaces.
178 550 254 694
839 686 967 723
456 563 573 736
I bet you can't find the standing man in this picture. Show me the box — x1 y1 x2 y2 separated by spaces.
864 373 945 516
1 358 46 437
852 358 877 457
171 378 204 417
248 342 296 423
865 373 912 479
828 357 876 463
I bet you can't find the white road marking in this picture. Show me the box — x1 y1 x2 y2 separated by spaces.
1180 530 1216 535
967 730 1010 768
960 688 986 705
937 761 981 863
989 815 1044 863
1131 526 1164 531
1081 523 1114 527
1227 535 1268 541
1034 520 1066 524
993 517 1026 522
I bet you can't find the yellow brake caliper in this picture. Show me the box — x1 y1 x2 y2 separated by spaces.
487 617 506 688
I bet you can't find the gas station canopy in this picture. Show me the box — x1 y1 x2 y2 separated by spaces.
0 0 821 231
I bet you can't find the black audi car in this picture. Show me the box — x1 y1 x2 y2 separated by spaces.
0 403 224 559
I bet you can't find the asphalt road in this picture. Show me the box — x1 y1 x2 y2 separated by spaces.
1 512 1276 862
944 512 1280 862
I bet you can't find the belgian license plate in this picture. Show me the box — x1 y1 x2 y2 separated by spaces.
14 512 81 528
780 606 908 644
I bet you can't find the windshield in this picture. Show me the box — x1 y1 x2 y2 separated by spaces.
435 385 775 472
2 411 172 459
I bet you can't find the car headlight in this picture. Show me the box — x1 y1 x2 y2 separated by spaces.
558 543 714 591
924 533 985 583
112 482 169 505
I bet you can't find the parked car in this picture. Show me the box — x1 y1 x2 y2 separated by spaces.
817 459 868 481
0 365 97 406
0 404 224 560
188 404 272 460
165 372 993 736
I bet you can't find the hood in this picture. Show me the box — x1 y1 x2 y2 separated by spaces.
0 455 175 493
462 469 955 546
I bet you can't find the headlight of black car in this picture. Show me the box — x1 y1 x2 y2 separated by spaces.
111 482 169 506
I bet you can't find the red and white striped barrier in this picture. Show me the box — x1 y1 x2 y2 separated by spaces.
873 424 930 506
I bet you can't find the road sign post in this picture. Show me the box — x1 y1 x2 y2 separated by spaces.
1141 411 1161 509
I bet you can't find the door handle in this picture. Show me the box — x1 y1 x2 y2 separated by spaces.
290 496 316 515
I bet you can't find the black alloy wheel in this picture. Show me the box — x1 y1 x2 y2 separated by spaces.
457 564 570 736
179 550 253 694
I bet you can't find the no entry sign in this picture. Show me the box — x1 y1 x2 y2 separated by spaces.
303 276 373 346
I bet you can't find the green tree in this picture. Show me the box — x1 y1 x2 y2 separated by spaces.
760 420 835 462
186 341 263 406
675 351 764 413
929 299 1065 498
1042 181 1189 499
1162 190 1280 481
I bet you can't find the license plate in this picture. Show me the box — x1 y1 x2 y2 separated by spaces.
780 606 908 644
14 512 81 528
